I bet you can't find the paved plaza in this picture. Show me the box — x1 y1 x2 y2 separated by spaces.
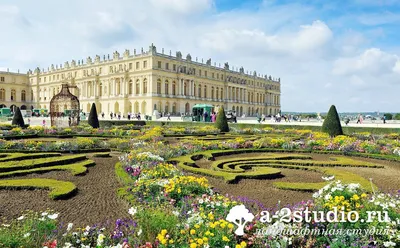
4 115 400 129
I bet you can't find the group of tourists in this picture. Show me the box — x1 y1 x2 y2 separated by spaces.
104 112 142 120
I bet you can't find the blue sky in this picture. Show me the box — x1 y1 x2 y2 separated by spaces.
1 0 400 112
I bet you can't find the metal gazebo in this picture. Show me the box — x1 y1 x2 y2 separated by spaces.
50 84 80 127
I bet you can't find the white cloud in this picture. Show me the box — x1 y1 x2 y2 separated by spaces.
1 0 400 112
332 48 400 76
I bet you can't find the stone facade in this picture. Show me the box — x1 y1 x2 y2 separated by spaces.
1 44 281 116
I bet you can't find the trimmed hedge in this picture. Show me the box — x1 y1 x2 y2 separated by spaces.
0 178 77 200
0 154 87 172
80 120 146 128
93 152 111 157
0 153 61 162
0 160 96 178
322 105 343 137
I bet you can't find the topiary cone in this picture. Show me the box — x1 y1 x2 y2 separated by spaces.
215 106 229 132
88 103 100 128
12 107 25 127
322 105 343 137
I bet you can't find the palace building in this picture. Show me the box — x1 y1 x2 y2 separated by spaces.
0 44 281 117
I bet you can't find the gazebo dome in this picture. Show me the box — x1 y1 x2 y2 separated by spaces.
50 84 80 127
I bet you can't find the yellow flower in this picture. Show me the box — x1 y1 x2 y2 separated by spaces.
169 239 174 244
161 229 168 236
197 239 204 245
240 241 247 247
202 237 208 242
352 194 360 201
190 229 196 235
361 193 367 198
222 236 230 242
190 243 197 248
194 224 200 229
161 239 167 245
180 230 186 235
228 223 234 229
236 245 242 248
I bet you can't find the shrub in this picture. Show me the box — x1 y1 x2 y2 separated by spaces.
88 103 99 128
384 113 393 120
321 105 343 137
215 106 229 132
11 107 25 128
394 113 400 120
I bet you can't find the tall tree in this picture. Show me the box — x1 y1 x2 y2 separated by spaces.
215 106 229 132
322 105 343 137
12 107 25 127
88 103 100 128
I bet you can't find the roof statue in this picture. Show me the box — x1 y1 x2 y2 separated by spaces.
206 58 211 66
224 62 229 70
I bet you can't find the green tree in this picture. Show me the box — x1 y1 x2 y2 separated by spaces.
321 105 343 137
11 107 25 127
215 106 229 132
394 113 400 120
88 103 99 128
384 113 393 120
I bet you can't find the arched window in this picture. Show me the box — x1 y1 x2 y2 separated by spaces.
21 90 26 101
116 79 121 95
136 80 140 94
157 79 161 94
128 80 133 95
11 89 16 101
172 81 176 95
165 80 169 95
143 79 148 94
0 88 5 101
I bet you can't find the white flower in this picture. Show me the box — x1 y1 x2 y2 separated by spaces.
62 242 73 248
198 199 204 204
324 194 331 201
322 175 335 181
67 223 73 232
383 241 396 247
97 233 105 246
1 224 10 227
17 215 24 221
41 212 48 216
137 228 142 236
23 232 30 238
47 213 59 220
85 225 90 232
128 207 137 216
172 211 180 216
312 192 319 198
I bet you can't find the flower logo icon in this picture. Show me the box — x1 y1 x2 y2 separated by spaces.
226 205 254 236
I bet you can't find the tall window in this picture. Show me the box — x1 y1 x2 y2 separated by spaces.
143 79 148 94
166 63 169 70
31 90 34 101
21 90 26 101
143 61 147 69
204 86 207 98
136 80 140 94
136 62 140 69
11 89 16 101
0 77 4 82
211 87 214 100
198 85 202 98
172 81 176 95
129 80 133 95
158 61 162 69
157 79 161 94
0 88 5 100
216 87 219 99
165 80 169 95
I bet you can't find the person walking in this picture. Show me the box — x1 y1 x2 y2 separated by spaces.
167 112 171 121
211 112 216 123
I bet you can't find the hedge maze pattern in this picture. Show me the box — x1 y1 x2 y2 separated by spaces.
171 149 382 191
0 153 95 199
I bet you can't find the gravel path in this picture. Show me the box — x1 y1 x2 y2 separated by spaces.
0 155 130 226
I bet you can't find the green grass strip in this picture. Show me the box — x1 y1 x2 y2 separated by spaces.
115 162 135 185
93 152 111 157
273 167 375 192
0 153 61 162
0 160 95 178
0 154 87 172
0 178 77 199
